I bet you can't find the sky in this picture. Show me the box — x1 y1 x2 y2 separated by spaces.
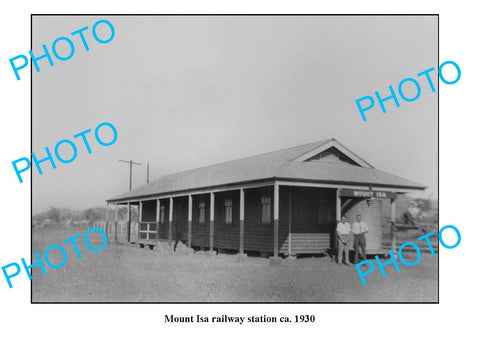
32 15 438 213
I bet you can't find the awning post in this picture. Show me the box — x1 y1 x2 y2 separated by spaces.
391 198 397 253
239 188 245 255
210 192 215 252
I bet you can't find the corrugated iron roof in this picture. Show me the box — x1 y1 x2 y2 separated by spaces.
107 139 425 202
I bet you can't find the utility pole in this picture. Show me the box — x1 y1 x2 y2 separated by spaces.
119 160 142 191
119 159 141 242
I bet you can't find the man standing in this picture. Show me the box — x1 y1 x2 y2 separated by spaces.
336 215 351 265
352 214 369 264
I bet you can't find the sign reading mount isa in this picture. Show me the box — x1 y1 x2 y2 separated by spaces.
338 189 397 199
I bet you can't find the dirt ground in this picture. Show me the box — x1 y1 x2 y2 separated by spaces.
32 227 438 302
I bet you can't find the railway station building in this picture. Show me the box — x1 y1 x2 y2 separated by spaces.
104 139 425 258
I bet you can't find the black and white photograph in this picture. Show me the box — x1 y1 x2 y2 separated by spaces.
5 0 480 347
31 15 439 303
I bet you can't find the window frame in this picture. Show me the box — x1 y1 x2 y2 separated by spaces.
260 194 272 224
198 200 206 224
159 205 165 224
224 198 233 225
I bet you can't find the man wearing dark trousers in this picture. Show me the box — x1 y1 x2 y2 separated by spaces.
352 214 369 264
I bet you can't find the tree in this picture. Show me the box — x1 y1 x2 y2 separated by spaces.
413 198 432 211
84 208 100 222
47 207 61 223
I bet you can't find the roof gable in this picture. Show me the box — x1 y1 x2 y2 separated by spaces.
293 139 374 168
304 146 360 166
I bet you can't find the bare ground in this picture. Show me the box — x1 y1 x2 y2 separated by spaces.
32 227 438 302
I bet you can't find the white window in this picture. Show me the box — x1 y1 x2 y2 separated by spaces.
199 200 206 224
225 198 233 224
160 205 165 224
261 195 271 224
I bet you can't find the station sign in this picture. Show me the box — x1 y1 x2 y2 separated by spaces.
339 188 397 199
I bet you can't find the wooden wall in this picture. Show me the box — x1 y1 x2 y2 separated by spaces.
279 187 335 255
191 194 210 247
133 185 342 255
213 190 240 250
173 196 188 242
191 186 336 255
158 198 170 240
141 200 156 222
244 187 274 252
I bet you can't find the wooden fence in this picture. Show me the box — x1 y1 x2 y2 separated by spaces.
93 221 138 243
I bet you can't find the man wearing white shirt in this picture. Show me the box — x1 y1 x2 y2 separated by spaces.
352 214 369 264
336 215 352 265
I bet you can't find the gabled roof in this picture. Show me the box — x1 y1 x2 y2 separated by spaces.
293 139 374 168
107 138 425 202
